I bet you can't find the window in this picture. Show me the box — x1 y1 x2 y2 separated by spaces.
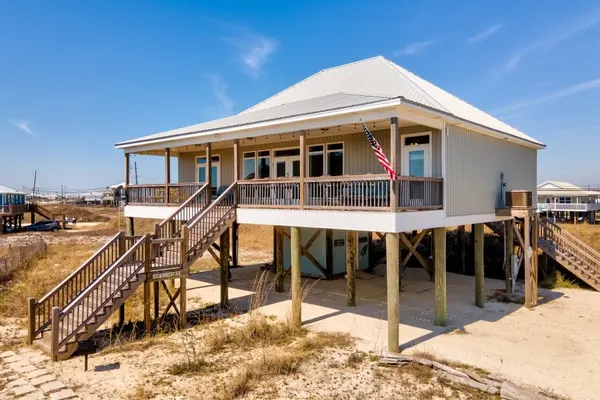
197 155 220 191
243 151 270 179
274 148 300 157
326 143 344 176
308 145 324 177
405 135 430 146
257 150 270 179
243 152 256 180
559 197 572 204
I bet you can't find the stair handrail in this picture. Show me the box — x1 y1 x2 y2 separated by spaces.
155 183 210 240
54 235 149 351
32 203 55 220
31 231 124 338
540 218 600 264
187 183 237 257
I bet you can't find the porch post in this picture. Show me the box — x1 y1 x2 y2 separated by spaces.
532 214 539 306
124 153 130 204
220 228 230 309
206 143 212 203
275 226 284 293
299 131 305 209
233 139 240 182
164 148 171 204
474 223 484 308
434 227 446 326
390 117 398 212
386 232 400 353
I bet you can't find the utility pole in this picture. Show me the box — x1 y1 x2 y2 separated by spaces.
32 170 37 203
134 161 139 185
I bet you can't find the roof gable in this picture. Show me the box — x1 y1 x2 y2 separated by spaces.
538 181 581 190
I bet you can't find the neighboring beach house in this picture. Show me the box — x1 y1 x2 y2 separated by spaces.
537 181 600 223
0 184 26 234
30 56 548 360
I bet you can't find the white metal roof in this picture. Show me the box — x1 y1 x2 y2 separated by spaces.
116 56 544 148
537 181 581 190
0 185 25 195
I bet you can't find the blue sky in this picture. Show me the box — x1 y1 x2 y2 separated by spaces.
2 1 600 193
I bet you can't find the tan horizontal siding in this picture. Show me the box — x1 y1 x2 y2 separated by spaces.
177 125 442 183
445 125 537 217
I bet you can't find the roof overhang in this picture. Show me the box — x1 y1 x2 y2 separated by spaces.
115 97 545 153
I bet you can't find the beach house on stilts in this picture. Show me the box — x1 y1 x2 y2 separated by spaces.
29 56 551 360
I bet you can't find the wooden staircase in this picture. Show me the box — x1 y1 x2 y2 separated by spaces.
537 218 600 292
28 183 238 360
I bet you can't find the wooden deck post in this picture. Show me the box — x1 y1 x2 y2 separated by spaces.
164 148 171 204
220 228 230 309
180 225 189 328
50 306 60 362
390 117 398 212
299 131 305 209
153 281 160 319
474 223 485 308
433 227 446 326
206 143 212 203
291 226 302 328
524 216 532 308
118 304 125 328
457 226 466 274
532 214 539 306
27 297 36 345
144 236 152 332
504 219 515 293
386 232 400 353
231 222 239 268
275 226 284 292
345 230 357 307
124 153 130 187
125 217 134 237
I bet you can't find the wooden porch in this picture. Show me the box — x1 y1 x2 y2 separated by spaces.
126 175 443 212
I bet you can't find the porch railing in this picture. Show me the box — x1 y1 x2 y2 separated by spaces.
237 175 443 211
538 202 600 212
0 204 28 215
127 183 204 205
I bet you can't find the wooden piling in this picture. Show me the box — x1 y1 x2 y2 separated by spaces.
345 230 357 307
27 297 36 345
474 223 484 308
457 226 466 274
433 227 446 326
291 226 302 328
50 306 60 362
524 216 532 308
275 226 284 292
220 229 230 309
125 217 135 237
386 232 400 353
504 219 514 293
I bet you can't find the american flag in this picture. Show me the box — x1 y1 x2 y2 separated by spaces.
362 122 398 181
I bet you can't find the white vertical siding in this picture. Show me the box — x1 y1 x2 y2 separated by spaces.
445 125 537 217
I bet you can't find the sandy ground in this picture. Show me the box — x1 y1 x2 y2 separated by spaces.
184 266 599 400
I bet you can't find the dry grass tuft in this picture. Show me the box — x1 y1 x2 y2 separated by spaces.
167 358 213 376
295 331 354 353
0 243 96 318
541 271 580 289
346 351 365 368
127 386 155 400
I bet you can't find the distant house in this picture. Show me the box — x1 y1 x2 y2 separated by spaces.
0 185 27 233
537 181 600 223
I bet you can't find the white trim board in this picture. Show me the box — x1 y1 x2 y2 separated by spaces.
124 205 179 220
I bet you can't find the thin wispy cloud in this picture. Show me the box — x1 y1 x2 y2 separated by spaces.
10 119 35 136
223 27 279 79
498 9 600 74
203 74 234 118
466 24 502 44
393 40 436 56
494 78 600 114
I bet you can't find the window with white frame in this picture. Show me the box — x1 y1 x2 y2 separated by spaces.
243 150 271 179
308 145 324 177
326 143 344 176
559 197 572 204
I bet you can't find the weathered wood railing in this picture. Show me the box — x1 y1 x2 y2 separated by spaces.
155 184 210 241
305 174 390 210
187 183 237 258
52 235 149 357
127 183 204 205
0 203 28 215
28 232 124 343
539 218 600 273
397 176 443 210
237 175 443 211
237 179 300 207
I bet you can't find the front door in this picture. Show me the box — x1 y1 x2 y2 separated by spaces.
273 148 300 178
401 134 432 207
